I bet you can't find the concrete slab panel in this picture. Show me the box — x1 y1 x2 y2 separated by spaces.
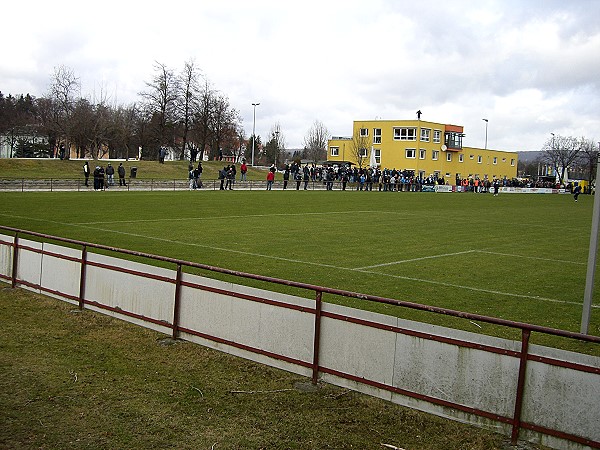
41 242 81 300
319 303 397 387
16 238 42 292
85 252 175 324
523 361 600 443
392 333 519 417
0 233 14 280
179 272 314 363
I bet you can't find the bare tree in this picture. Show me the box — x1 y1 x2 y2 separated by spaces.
233 127 246 163
140 61 179 158
264 123 286 167
191 78 215 161
106 104 138 159
208 93 241 160
349 126 370 168
577 138 599 187
177 59 201 160
48 65 80 158
302 120 329 163
542 135 581 186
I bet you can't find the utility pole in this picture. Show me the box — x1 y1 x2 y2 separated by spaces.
251 102 260 166
581 146 600 333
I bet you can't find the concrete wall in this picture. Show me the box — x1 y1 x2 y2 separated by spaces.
1 233 598 450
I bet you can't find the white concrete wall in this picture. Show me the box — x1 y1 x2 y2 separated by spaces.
1 236 598 450
83 252 175 335
178 273 315 377
41 243 81 302
0 234 14 280
15 238 43 292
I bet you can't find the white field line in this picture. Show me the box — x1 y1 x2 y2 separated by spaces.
1 213 595 308
355 250 478 270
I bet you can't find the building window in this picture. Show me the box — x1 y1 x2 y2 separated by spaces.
445 132 463 149
393 127 416 141
470 154 474 159
419 149 426 159
477 155 482 163
446 152 452 162
360 128 368 137
493 157 497 165
459 154 464 162
420 128 430 142
502 158 506 163
373 128 381 144
360 148 368 157
330 146 339 157
375 148 381 164
511 159 515 166
406 149 416 159
432 150 439 160
433 130 441 143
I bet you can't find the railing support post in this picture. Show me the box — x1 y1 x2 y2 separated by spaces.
511 329 531 444
78 245 88 310
172 263 183 339
11 233 19 288
311 290 323 385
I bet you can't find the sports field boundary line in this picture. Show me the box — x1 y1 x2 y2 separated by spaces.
355 250 478 270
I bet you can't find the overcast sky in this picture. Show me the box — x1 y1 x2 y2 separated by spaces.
2 0 599 152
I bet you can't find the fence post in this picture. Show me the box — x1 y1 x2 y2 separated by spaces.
311 290 323 385
78 245 87 310
11 232 19 288
172 263 183 339
511 329 531 444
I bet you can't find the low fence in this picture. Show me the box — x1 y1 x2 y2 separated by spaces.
0 178 574 193
0 226 598 450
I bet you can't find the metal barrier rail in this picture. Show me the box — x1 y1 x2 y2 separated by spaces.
0 178 435 192
0 225 598 448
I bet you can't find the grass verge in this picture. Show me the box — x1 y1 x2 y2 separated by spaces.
0 286 545 449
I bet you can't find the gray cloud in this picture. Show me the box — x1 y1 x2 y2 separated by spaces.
1 0 598 152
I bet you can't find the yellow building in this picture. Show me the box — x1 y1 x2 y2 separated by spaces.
327 119 518 183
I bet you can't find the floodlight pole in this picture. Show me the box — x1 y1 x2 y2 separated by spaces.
251 103 260 166
581 147 600 334
483 119 488 149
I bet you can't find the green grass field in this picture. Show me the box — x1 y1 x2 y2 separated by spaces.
1 186 598 354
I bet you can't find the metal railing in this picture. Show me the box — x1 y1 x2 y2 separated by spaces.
0 225 598 448
0 178 431 192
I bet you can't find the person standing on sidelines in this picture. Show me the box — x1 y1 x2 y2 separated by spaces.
283 165 290 190
106 163 115 187
196 162 203 188
240 160 247 181
303 165 310 190
118 163 126 186
93 166 100 190
573 183 582 202
266 167 275 190
219 166 226 190
83 161 90 186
